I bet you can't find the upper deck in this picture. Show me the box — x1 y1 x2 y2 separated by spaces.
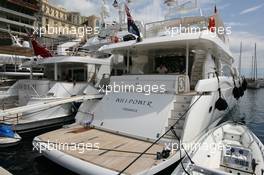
99 14 233 64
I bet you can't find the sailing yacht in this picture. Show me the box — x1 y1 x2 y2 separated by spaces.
33 1 244 174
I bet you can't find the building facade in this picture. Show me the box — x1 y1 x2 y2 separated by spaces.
40 0 101 37
40 0 74 37
0 0 39 45
0 0 101 47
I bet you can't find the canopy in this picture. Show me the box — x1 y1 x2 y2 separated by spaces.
0 124 14 138
99 31 234 64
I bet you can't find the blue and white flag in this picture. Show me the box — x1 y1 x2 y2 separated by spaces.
125 4 140 38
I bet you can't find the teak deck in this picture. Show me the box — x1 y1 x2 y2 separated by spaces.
39 125 167 175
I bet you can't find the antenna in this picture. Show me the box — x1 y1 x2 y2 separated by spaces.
199 8 203 16
100 0 110 28
164 0 198 18
112 0 133 30
254 43 257 80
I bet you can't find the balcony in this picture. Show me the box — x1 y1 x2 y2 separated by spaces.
7 0 40 11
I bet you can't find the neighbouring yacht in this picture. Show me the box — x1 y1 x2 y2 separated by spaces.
0 33 112 134
0 32 43 83
33 1 246 174
0 0 127 134
172 121 264 175
0 53 111 133
0 123 21 148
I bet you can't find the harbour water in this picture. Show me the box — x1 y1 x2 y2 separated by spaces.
0 89 264 175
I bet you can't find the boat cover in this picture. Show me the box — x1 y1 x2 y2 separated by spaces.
0 124 14 138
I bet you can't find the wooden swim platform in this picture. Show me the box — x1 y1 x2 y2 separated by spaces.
38 125 171 175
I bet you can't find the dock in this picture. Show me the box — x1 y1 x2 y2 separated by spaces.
0 167 12 175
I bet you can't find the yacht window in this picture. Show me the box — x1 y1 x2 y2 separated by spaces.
155 56 186 74
73 69 85 81
154 54 194 75
222 65 232 77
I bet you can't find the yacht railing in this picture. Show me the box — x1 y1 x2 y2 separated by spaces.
144 14 227 42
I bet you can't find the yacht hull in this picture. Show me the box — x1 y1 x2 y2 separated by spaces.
15 115 74 134
32 77 240 175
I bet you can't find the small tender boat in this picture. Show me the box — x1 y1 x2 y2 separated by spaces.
0 123 21 148
172 121 264 175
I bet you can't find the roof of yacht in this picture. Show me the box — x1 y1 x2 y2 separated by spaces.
38 56 111 65
99 31 234 64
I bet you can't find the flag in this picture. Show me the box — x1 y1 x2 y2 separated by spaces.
124 4 140 38
25 28 52 58
31 37 53 58
214 5 217 13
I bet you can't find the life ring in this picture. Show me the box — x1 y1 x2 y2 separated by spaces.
208 16 216 32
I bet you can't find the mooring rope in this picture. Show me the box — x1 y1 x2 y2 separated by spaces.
118 93 204 175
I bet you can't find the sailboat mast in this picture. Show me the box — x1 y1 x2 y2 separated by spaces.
239 41 242 75
251 55 254 80
254 43 257 81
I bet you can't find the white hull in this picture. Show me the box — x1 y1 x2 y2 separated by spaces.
0 167 12 175
15 115 74 134
0 133 21 148
32 13 241 174
182 77 239 143
33 74 241 174
173 122 264 175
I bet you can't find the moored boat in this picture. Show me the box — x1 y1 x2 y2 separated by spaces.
32 1 246 174
0 123 21 148
172 121 264 175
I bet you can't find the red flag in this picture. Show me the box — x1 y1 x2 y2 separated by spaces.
31 38 53 58
24 28 52 58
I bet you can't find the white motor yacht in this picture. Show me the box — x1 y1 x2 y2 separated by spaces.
32 1 246 174
0 55 111 134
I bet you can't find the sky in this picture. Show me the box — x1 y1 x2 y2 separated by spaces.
50 0 264 76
